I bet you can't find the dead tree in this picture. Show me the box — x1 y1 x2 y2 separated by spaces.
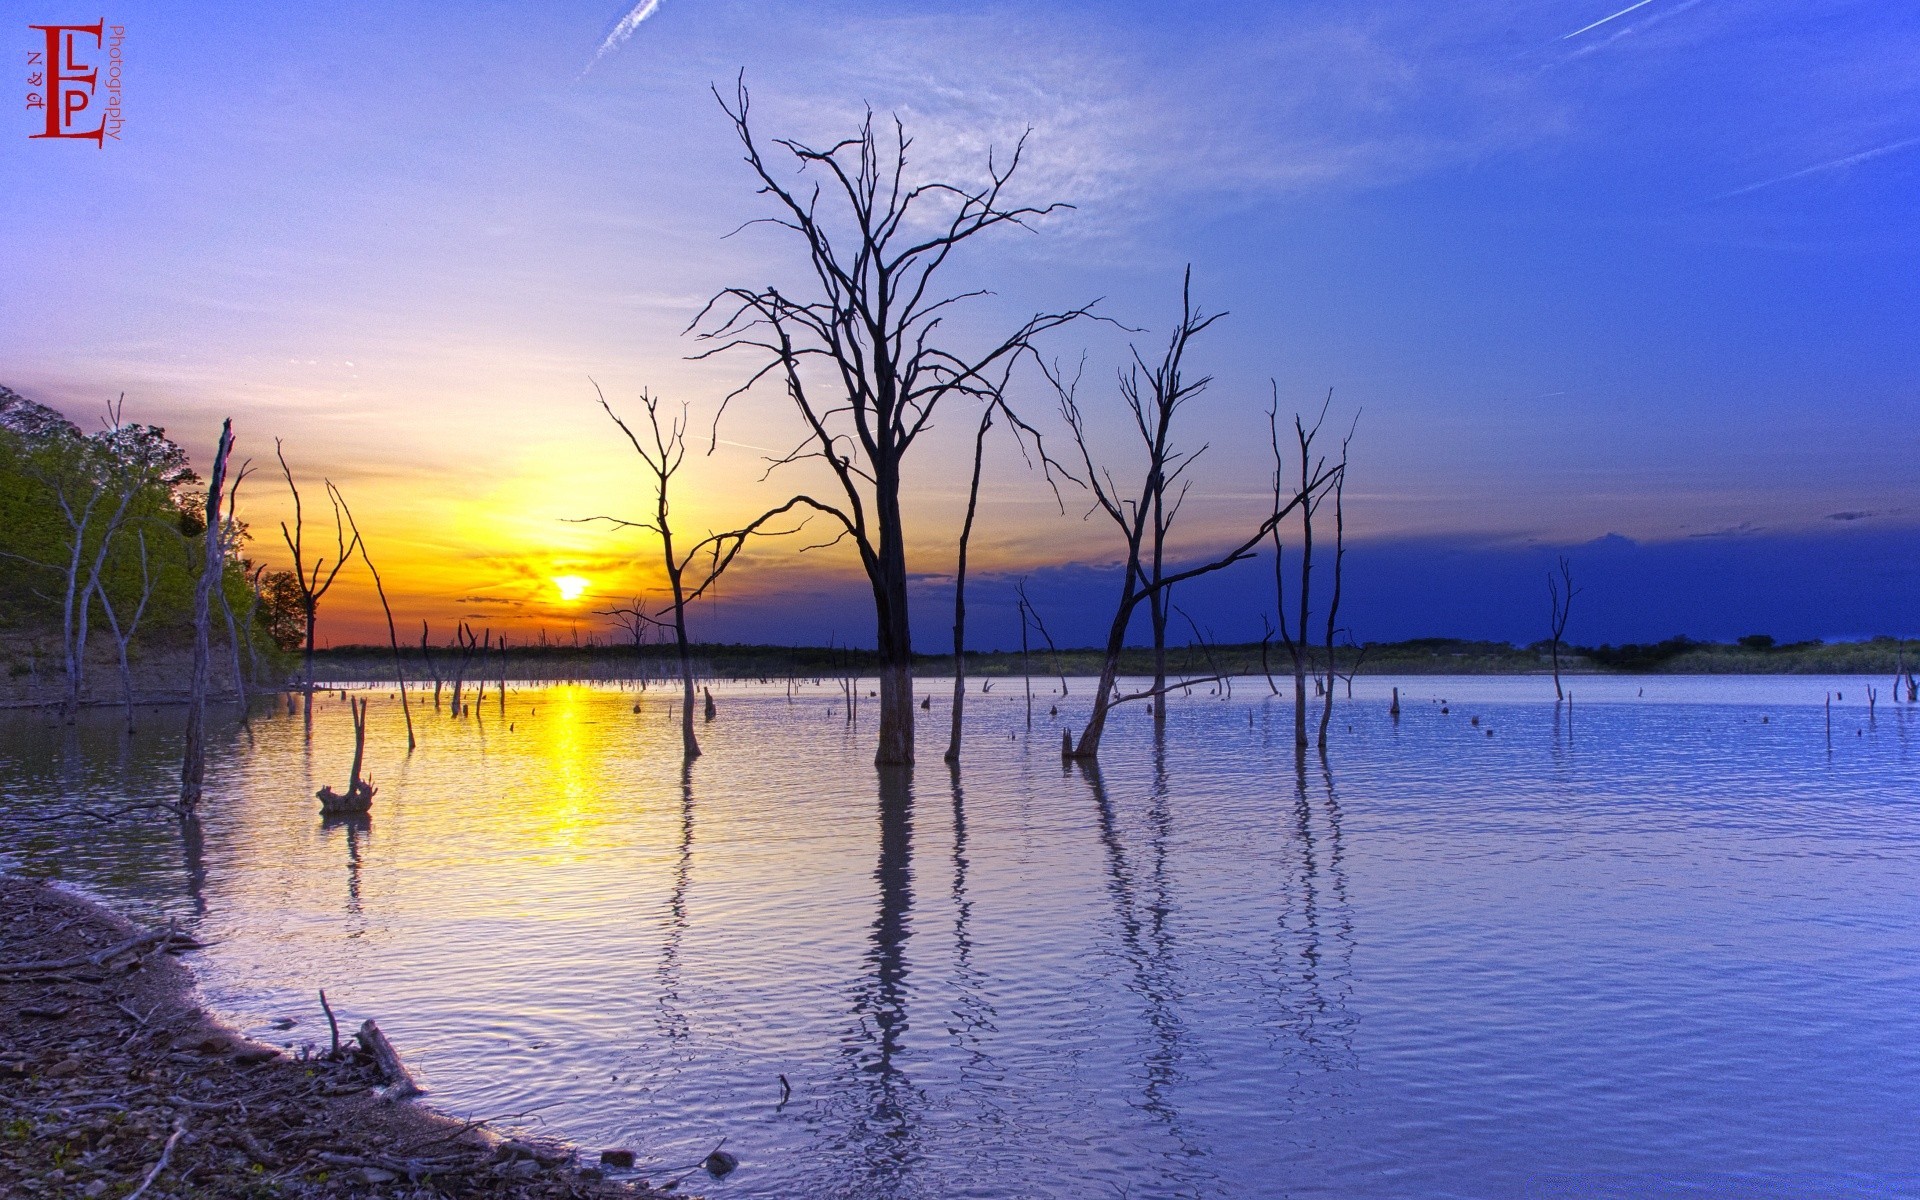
1271 393 1334 753
1015 578 1071 697
946 396 1068 763
695 80 1094 765
92 528 154 732
581 385 814 759
1047 286 1332 760
419 620 443 710
946 407 995 763
214 481 256 739
317 698 375 814
276 440 358 719
1317 419 1355 749
1548 556 1578 702
449 622 476 715
180 420 235 816
330 483 415 750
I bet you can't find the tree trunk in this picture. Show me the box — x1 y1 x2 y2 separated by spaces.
946 409 993 764
872 474 915 766
180 420 233 815
1072 569 1138 760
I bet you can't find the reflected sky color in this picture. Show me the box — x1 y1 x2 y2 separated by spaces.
3 1 1916 644
3 678 1920 1196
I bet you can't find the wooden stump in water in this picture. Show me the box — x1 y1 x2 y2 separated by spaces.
318 698 376 813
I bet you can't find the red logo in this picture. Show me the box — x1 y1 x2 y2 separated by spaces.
28 20 123 145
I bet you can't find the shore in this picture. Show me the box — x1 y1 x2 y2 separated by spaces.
0 876 685 1199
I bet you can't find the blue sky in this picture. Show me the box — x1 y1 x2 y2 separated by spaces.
2 0 1916 646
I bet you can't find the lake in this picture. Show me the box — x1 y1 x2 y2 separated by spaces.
3 675 1918 1198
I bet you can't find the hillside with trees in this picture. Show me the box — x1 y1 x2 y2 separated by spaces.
0 386 296 711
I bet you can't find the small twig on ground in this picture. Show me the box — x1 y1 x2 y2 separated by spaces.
125 1116 187 1200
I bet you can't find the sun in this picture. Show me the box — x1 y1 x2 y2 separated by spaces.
551 575 591 602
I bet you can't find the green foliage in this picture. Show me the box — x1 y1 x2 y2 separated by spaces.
0 411 269 659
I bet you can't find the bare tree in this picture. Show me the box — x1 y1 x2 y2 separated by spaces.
1548 555 1579 702
695 80 1095 765
1047 284 1332 760
181 420 235 816
1316 420 1355 750
418 620 442 710
1014 577 1071 698
92 527 155 732
945 397 1067 763
330 482 416 750
214 465 257 738
1271 394 1329 753
946 407 995 763
581 385 814 758
276 440 358 719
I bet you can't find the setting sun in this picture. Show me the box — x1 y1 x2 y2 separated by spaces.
551 575 591 602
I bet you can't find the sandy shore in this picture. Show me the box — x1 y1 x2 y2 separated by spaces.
0 875 690 1199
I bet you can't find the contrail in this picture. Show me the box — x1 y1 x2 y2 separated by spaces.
586 0 664 71
1562 0 1658 40
1718 136 1920 199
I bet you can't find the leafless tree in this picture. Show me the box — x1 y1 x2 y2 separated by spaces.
419 620 443 710
276 440 358 719
1317 417 1356 749
330 482 416 750
92 527 154 732
581 384 815 758
1014 577 1070 698
1548 555 1579 702
694 80 1095 764
1271 392 1355 753
945 397 1068 763
214 464 257 737
1047 285 1333 760
180 420 235 816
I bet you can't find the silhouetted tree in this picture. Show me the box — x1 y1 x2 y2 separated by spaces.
1548 555 1578 701
276 440 357 720
1048 279 1331 760
696 80 1094 764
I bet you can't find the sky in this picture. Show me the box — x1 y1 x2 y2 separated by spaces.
2 0 1917 649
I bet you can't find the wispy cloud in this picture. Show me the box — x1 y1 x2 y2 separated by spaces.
1717 136 1920 199
1562 0 1659 41
586 0 665 73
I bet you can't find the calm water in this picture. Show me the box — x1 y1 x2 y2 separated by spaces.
3 676 1919 1198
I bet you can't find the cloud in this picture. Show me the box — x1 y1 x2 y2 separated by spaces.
1827 510 1876 522
1717 136 1920 200
1687 520 1764 539
586 0 666 73
1562 0 1660 41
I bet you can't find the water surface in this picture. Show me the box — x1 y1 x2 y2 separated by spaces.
2 675 1917 1197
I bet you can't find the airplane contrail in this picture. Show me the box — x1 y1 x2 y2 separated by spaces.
1719 136 1920 199
1562 0 1658 40
586 0 664 71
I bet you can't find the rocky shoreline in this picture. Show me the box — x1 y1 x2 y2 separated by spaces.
0 876 688 1199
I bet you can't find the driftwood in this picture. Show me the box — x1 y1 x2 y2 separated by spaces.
0 927 175 974
318 697 376 813
356 1018 421 1100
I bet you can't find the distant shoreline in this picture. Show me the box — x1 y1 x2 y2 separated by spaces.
303 636 1920 682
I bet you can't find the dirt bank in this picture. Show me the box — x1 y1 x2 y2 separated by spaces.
0 876 691 1199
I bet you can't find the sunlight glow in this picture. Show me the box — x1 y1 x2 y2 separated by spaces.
552 575 592 602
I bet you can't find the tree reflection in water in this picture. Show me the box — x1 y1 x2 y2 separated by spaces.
815 763 927 1194
1078 750 1221 1194
654 759 695 1045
